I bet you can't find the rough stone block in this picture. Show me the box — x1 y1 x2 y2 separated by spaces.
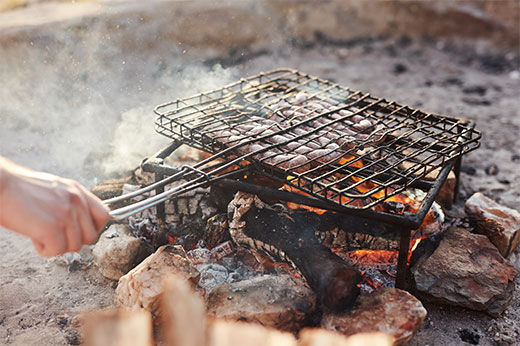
412 227 518 316
114 245 200 315
321 288 426 345
465 192 520 257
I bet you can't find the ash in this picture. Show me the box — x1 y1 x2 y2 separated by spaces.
187 241 265 294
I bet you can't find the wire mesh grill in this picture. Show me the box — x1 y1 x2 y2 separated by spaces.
154 68 480 212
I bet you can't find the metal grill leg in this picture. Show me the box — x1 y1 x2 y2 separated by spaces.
395 228 412 289
453 156 462 202
155 173 166 232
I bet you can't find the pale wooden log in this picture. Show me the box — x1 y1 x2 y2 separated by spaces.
159 274 206 346
299 328 393 346
207 319 297 346
81 309 153 346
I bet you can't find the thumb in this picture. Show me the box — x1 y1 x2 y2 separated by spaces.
75 183 110 232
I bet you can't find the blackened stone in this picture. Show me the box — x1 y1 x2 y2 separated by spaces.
393 63 407 74
462 85 487 96
485 164 499 176
511 154 520 162
207 274 317 333
397 35 412 48
443 77 464 86
479 54 511 74
462 97 491 106
424 80 433 87
458 328 480 345
461 165 476 175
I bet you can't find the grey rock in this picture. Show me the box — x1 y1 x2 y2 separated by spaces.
206 274 317 333
93 224 151 280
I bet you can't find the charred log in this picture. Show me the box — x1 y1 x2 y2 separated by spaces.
228 193 361 311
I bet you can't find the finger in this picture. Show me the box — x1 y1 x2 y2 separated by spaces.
64 207 83 253
77 184 110 232
72 187 98 244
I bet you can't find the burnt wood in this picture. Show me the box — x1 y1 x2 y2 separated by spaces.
240 205 361 311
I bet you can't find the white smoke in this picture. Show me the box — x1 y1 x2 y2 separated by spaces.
0 24 236 187
101 64 235 177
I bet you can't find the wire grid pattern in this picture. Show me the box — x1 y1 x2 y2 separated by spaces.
154 68 480 211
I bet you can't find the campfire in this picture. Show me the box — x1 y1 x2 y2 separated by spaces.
104 68 479 293
78 68 515 344
3 0 519 343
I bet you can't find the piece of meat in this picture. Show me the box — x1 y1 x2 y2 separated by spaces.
212 93 388 173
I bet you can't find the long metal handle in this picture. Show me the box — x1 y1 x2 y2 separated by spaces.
107 172 207 220
104 160 251 220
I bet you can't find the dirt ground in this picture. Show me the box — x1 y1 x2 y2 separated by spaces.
1 3 519 345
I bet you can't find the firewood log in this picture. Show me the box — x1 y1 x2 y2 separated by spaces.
159 274 206 346
81 309 153 346
207 319 297 346
299 328 394 346
229 193 361 311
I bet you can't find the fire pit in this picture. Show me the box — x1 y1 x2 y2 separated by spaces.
104 68 481 297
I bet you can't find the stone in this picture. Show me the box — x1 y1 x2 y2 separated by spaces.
207 319 297 346
206 274 317 333
90 176 132 200
321 288 426 345
93 224 152 280
465 192 520 257
299 329 394 346
412 227 518 316
159 275 206 346
114 245 200 315
80 309 153 346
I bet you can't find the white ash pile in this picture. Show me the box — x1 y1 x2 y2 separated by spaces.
186 240 266 295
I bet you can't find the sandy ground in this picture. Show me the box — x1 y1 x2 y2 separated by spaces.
1 8 519 346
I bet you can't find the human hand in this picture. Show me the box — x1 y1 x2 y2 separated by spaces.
0 157 110 257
